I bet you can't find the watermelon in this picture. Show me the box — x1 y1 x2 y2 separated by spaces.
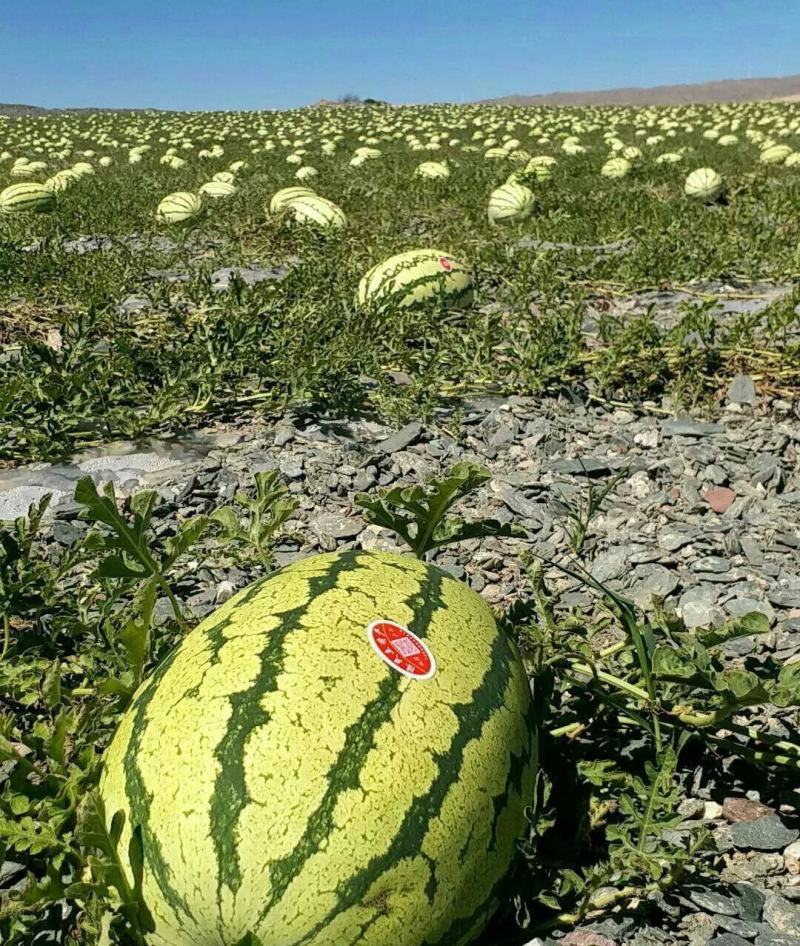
759 144 792 165
286 193 346 229
199 180 238 198
156 191 203 223
358 249 473 312
0 182 56 214
487 182 534 224
100 550 536 946
415 160 450 179
601 157 631 179
684 167 723 201
267 185 318 215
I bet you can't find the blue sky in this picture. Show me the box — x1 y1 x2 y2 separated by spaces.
1 1 797 110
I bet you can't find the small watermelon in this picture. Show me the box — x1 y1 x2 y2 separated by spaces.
415 160 450 179
198 180 238 198
267 185 317 215
601 157 631 179
358 249 473 311
286 193 346 229
759 144 792 165
99 551 536 946
156 191 203 223
0 182 56 214
684 167 723 201
487 182 534 224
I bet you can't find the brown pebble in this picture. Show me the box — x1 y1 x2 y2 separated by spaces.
723 796 774 823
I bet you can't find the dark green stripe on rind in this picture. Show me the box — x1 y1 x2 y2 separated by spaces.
256 562 445 927
120 571 286 931
289 596 519 946
122 645 196 927
210 552 365 915
438 681 537 946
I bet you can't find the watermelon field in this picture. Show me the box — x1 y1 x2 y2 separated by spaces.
1 101 800 946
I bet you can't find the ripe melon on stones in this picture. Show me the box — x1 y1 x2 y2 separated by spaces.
99 550 536 946
358 249 473 312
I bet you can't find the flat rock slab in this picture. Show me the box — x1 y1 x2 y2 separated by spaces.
516 236 635 255
730 816 799 851
0 484 65 521
210 264 291 291
77 452 183 476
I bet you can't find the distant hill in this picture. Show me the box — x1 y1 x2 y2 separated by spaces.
0 103 48 117
477 74 800 106
0 104 161 117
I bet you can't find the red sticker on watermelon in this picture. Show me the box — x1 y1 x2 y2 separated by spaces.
438 256 453 272
367 620 436 680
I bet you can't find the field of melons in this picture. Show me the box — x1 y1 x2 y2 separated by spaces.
1 101 800 462
2 102 800 946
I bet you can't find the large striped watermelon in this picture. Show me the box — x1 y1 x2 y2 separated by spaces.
358 249 473 312
100 550 536 946
0 182 56 214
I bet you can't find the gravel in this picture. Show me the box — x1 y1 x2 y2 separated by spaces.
1 390 799 946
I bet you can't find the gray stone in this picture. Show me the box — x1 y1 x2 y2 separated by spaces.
725 598 775 624
215 580 236 604
690 889 740 915
679 586 725 628
728 375 757 406
118 294 150 316
277 458 303 480
631 564 681 604
549 457 613 477
77 452 181 475
497 486 543 523
210 264 289 291
730 816 799 852
767 587 800 609
0 484 64 521
714 915 764 939
734 883 766 921
755 934 800 946
312 512 364 541
693 556 732 574
711 935 756 946
378 423 423 454
274 427 295 447
763 894 800 935
663 419 725 437
659 530 695 552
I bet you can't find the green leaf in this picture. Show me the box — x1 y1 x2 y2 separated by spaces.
117 576 157 686
652 646 703 681
96 554 148 579
163 515 210 570
355 462 497 557
770 663 800 707
41 660 62 709
695 611 770 647
713 669 769 703
211 505 243 538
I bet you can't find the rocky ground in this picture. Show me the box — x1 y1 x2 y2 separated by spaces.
2 378 799 945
